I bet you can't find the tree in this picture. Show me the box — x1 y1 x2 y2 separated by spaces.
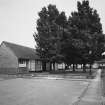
34 1 105 72
67 0 105 72
34 4 68 71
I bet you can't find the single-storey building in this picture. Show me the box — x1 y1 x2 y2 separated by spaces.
94 52 105 69
0 41 46 74
95 59 105 69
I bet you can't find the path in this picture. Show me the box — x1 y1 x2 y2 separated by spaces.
77 69 102 105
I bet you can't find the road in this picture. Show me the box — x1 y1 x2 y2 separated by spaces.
0 75 90 105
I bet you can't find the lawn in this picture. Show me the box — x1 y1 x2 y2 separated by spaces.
0 77 89 105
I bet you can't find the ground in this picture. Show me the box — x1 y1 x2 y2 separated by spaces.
0 75 90 105
101 69 105 96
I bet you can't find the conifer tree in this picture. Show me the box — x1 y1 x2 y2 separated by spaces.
34 4 67 70
67 0 105 72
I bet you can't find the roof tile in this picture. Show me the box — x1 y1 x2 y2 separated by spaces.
2 41 40 60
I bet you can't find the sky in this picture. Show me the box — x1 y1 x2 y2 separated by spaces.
0 0 105 48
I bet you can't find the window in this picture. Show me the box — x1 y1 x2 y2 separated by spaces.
18 59 27 67
19 59 26 64
36 60 41 65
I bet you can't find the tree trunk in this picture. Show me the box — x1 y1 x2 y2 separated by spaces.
83 64 86 72
89 64 92 75
42 61 46 71
76 64 77 69
65 64 68 70
50 62 52 71
81 64 83 69
73 64 75 72
53 62 55 71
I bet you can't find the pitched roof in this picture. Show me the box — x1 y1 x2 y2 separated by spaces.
2 41 40 60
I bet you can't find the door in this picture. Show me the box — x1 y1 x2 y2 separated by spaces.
30 60 35 71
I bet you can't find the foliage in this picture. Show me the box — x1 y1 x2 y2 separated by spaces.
34 1 105 71
34 4 67 63
66 0 105 65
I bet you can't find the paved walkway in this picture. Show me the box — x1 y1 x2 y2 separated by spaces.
76 69 102 105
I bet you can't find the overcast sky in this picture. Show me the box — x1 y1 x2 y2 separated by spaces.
0 0 105 48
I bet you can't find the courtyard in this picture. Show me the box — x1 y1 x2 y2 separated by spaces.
0 75 90 105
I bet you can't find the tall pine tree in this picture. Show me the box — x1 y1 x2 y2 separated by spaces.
34 4 68 70
67 0 105 72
